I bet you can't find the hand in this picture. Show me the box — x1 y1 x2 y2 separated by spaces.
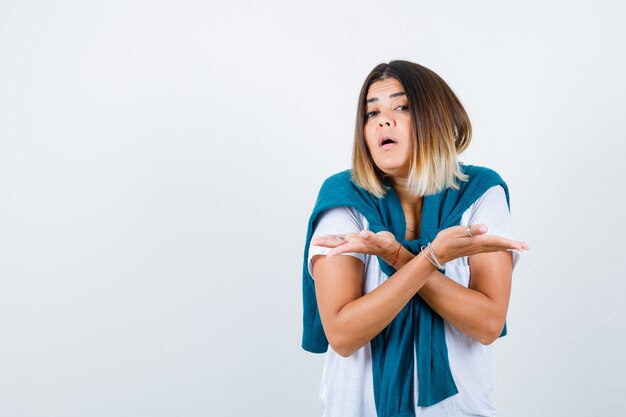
311 230 401 265
431 224 529 264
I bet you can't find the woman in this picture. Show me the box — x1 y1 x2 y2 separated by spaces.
302 61 528 417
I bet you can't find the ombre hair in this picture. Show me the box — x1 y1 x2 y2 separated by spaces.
351 60 471 198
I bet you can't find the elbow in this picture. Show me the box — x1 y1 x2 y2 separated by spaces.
332 345 357 358
476 319 505 346
328 337 358 358
477 333 498 346
326 331 360 358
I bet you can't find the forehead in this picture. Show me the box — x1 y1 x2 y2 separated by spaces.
366 78 404 99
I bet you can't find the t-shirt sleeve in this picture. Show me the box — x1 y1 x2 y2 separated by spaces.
307 206 367 279
462 185 521 268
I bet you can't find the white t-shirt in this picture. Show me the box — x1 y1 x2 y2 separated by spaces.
307 185 519 417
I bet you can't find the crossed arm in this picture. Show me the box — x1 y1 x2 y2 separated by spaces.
394 247 513 345
311 225 523 357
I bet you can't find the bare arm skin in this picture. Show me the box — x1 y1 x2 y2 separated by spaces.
394 247 512 345
311 250 438 357
311 225 527 356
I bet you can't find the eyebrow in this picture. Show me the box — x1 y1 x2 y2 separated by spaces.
366 91 406 103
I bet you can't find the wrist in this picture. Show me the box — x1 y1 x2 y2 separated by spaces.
421 242 445 270
418 251 439 272
391 246 415 269
430 239 448 265
387 243 402 267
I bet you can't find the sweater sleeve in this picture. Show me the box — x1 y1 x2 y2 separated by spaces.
307 206 367 278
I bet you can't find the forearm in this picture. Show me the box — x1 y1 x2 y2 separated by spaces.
319 253 438 357
314 221 521 354
392 248 509 345
417 273 506 344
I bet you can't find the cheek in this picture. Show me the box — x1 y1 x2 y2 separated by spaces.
404 137 414 153
364 126 377 151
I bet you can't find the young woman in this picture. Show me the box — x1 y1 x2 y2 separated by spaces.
302 61 528 417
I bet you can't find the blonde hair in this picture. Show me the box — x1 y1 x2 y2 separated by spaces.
352 61 471 198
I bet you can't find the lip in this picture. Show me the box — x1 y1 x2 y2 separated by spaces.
378 136 398 147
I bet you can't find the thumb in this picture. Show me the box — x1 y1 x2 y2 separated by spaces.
469 224 488 236
359 230 374 239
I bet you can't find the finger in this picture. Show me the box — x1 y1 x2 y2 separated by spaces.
468 224 488 236
448 224 488 239
507 241 529 251
359 230 375 240
311 234 351 248
357 231 386 251
329 239 394 257
491 237 529 250
327 242 368 256
311 236 338 247
476 235 529 251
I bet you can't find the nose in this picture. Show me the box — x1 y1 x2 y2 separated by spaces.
378 110 395 128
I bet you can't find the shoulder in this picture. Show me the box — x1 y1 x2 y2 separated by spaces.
462 185 514 244
463 184 520 267
314 170 379 215
313 206 366 234
461 164 504 185
315 170 359 211
468 185 509 217
318 170 357 194
321 169 353 184
308 207 368 274
458 164 510 207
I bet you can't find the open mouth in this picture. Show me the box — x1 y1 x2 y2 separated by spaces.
379 136 398 147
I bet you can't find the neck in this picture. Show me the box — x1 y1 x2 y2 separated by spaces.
392 177 422 206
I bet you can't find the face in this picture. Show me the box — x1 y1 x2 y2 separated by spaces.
364 78 413 179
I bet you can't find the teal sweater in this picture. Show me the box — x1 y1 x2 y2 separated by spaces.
302 165 509 416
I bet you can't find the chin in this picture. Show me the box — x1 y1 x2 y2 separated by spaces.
374 161 410 178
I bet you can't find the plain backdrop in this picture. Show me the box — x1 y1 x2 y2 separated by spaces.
1 1 625 416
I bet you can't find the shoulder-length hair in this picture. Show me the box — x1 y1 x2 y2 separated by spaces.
351 60 471 198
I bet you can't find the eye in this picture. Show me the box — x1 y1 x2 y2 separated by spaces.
366 110 379 118
395 105 409 112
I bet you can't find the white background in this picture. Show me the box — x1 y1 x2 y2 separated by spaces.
1 1 625 416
